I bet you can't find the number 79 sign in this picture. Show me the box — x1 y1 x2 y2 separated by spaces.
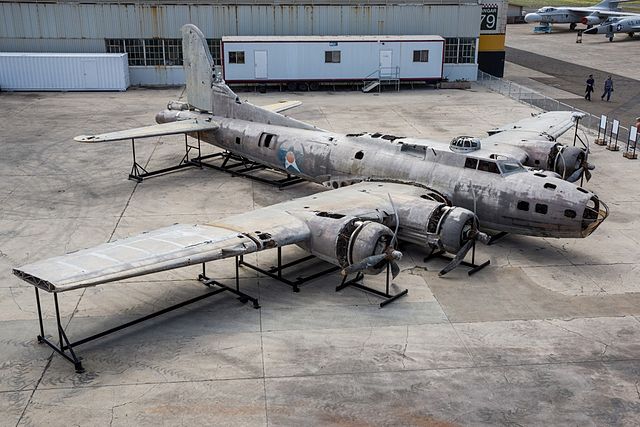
481 6 498 31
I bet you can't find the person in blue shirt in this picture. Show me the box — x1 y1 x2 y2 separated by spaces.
601 76 614 102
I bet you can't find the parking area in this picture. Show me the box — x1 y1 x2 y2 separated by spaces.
1 86 640 425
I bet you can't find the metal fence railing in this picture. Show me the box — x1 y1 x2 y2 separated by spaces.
476 70 633 147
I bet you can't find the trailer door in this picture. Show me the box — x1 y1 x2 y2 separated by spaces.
254 50 268 79
379 50 392 70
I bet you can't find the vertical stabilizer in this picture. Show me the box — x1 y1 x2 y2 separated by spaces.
181 24 319 130
594 0 627 10
182 24 217 112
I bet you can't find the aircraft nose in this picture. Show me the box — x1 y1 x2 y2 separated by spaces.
525 13 541 23
580 194 609 237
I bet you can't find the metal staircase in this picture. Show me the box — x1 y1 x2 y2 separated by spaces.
362 66 400 93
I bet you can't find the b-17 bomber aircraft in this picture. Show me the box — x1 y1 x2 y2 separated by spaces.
583 14 640 40
524 0 636 30
14 25 609 303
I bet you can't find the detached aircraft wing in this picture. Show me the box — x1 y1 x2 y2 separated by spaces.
74 118 219 143
259 100 303 114
13 213 310 293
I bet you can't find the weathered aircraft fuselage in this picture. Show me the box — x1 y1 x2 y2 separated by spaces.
156 110 607 239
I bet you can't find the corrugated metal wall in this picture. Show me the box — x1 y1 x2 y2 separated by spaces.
0 1 479 84
0 3 480 40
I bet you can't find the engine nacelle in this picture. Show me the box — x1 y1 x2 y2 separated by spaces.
582 15 602 26
393 196 480 254
301 212 395 270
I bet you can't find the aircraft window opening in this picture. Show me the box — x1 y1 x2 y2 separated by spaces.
517 201 529 211
534 160 540 165
534 173 546 177
371 132 382 138
544 183 557 190
259 133 277 149
535 203 548 214
464 140 471 148
354 151 364 160
464 157 478 169
564 209 577 218
235 137 241 144
577 187 588 194
497 160 525 175
477 160 500 174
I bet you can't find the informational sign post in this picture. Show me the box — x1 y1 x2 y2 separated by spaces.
607 119 620 151
595 114 608 145
624 123 638 159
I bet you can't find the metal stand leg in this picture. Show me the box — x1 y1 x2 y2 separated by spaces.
336 265 408 308
424 243 490 277
32 260 260 373
238 248 340 293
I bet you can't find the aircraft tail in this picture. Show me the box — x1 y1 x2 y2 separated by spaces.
594 0 632 10
181 24 318 130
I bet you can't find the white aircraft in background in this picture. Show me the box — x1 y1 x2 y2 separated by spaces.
524 0 636 30
583 14 640 40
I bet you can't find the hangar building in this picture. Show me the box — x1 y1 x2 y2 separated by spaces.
0 0 507 87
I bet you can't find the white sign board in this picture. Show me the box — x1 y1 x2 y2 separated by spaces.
600 115 607 130
612 119 620 136
631 126 638 143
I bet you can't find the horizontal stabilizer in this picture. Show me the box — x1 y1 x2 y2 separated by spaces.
260 100 303 113
74 119 219 143
13 224 259 292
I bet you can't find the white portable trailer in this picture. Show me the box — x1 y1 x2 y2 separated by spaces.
0 53 129 91
221 35 444 88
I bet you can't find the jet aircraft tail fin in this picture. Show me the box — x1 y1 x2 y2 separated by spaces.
180 24 318 131
594 0 632 9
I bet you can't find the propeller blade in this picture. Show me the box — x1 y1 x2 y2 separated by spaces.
566 167 584 183
585 169 592 182
390 261 401 279
439 239 474 276
388 193 399 246
341 253 387 276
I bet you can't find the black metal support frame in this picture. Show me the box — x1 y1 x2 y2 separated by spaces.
424 243 490 276
33 257 259 373
336 265 408 308
127 133 304 188
238 247 340 292
194 151 305 189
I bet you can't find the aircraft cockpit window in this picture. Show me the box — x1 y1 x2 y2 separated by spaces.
464 157 478 169
497 160 525 175
477 160 500 174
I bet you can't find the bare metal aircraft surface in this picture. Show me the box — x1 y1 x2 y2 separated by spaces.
524 0 636 30
584 14 640 40
14 25 609 301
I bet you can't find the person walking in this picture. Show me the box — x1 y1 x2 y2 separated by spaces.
601 76 614 101
584 74 594 101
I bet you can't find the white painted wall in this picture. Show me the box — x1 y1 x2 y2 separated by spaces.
222 39 444 82
443 64 478 81
0 53 129 91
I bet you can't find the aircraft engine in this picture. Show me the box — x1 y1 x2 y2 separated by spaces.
581 15 602 26
301 213 400 277
155 109 199 124
548 144 591 182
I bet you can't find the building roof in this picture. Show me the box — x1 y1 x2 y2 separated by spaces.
223 35 445 42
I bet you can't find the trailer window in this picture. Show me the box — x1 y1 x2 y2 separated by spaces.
413 50 429 62
325 51 341 63
229 51 245 64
